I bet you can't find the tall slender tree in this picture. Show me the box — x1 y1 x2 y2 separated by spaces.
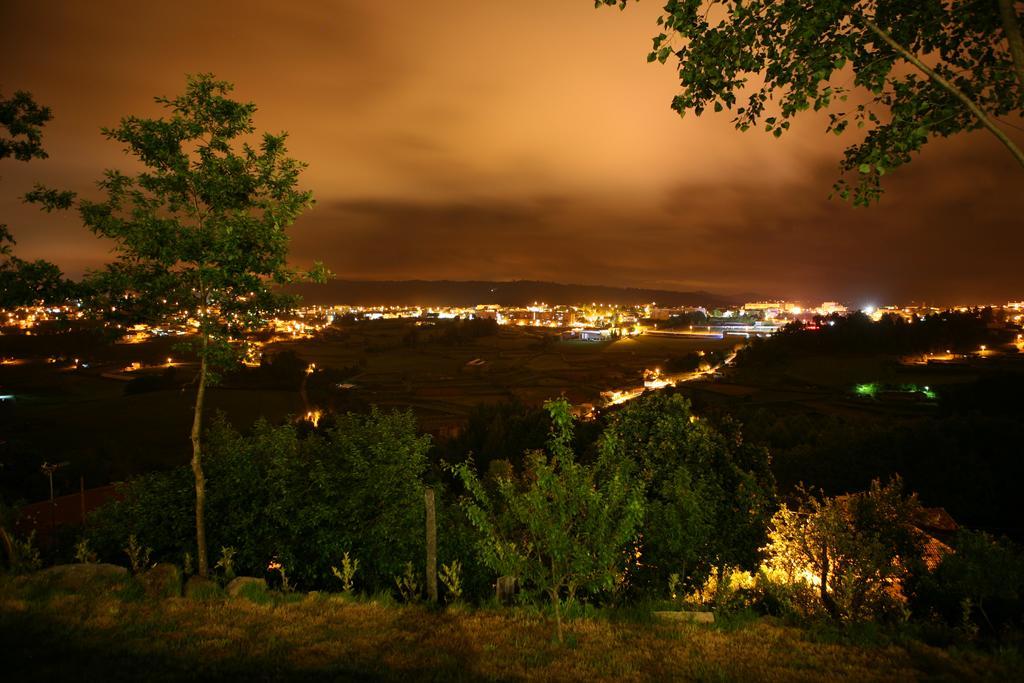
31 74 321 575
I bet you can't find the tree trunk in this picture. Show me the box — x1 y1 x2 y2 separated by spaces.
551 589 564 643
999 0 1024 91
819 544 840 620
191 346 210 577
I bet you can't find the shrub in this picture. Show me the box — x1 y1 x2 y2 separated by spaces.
435 492 494 603
394 561 421 602
124 535 152 575
89 467 194 568
750 569 823 619
665 352 702 374
440 560 463 603
268 558 294 593
764 478 924 622
74 538 98 564
454 398 645 642
604 393 776 596
9 531 42 574
214 546 237 582
331 552 359 594
910 530 1024 633
89 408 431 592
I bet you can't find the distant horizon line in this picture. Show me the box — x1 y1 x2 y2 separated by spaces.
289 278 1020 308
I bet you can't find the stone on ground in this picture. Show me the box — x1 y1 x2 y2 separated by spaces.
225 576 267 598
140 563 181 599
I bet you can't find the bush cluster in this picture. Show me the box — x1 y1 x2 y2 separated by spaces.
65 393 1023 641
90 409 432 591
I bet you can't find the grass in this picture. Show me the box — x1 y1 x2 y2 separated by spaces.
1 573 1014 682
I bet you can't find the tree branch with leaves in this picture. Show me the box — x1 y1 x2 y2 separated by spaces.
599 0 1024 204
0 89 75 306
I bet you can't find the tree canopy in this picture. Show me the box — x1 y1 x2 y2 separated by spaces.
58 74 321 348
766 477 925 620
0 90 51 163
604 392 775 593
0 90 75 307
599 0 1024 204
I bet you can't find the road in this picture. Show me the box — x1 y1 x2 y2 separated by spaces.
600 351 738 407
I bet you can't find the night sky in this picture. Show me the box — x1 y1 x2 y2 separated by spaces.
2 0 1022 305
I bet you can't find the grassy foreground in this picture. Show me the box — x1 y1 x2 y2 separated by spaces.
0 572 1014 682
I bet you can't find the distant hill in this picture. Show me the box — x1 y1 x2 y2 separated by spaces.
282 280 753 308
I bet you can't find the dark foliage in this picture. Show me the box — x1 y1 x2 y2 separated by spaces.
89 409 430 592
605 393 776 594
439 317 499 345
1 90 75 306
0 90 51 162
719 406 1024 540
0 258 76 307
437 400 552 474
736 310 1007 366
909 530 1024 633
656 310 709 329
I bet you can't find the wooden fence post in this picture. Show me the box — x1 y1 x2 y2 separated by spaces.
425 487 438 603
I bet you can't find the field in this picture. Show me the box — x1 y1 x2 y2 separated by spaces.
283 324 737 425
0 320 736 501
1 570 1013 682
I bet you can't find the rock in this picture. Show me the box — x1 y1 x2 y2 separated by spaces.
184 575 222 600
140 563 181 599
226 576 267 598
653 610 715 624
32 563 129 592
